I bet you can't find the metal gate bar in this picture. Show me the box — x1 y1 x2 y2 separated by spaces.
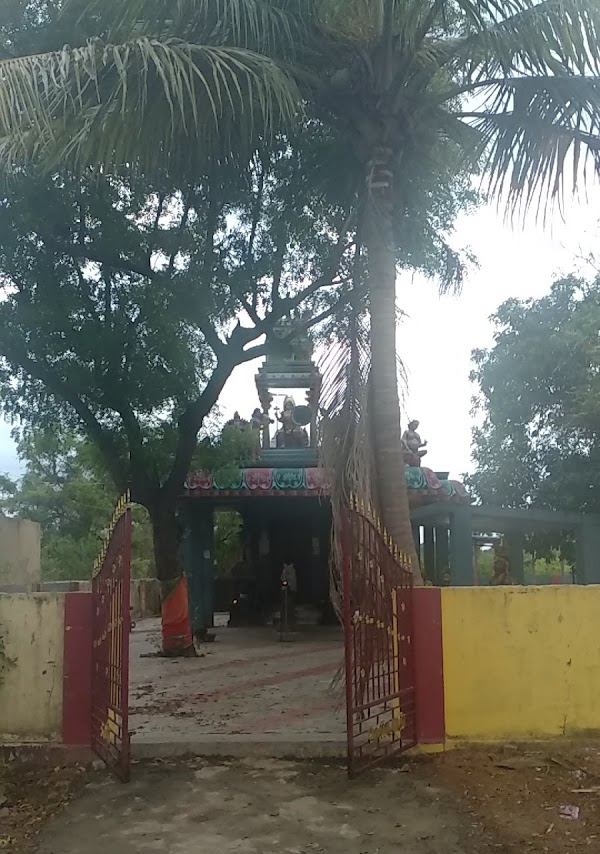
342 499 415 777
91 496 132 782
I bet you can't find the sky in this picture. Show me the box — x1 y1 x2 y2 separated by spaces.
0 192 597 483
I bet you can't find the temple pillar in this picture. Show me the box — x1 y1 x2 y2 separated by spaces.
182 503 215 636
472 543 480 585
255 518 271 614
577 518 600 584
449 506 473 586
506 532 525 584
434 526 449 586
423 526 435 584
309 529 321 603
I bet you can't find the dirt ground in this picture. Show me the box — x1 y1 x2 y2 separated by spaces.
34 758 479 854
0 761 90 852
3 745 600 852
424 743 600 853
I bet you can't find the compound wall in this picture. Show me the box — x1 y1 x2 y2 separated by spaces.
415 585 600 745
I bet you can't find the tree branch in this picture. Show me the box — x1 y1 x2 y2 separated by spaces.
199 318 225 355
74 263 102 324
153 192 166 233
1 342 128 492
167 190 194 276
246 162 265 267
204 178 219 279
268 209 355 319
239 295 262 327
164 353 239 494
164 330 268 496
69 245 155 279
270 230 287 307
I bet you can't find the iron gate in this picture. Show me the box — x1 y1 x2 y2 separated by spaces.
91 494 132 782
342 498 415 777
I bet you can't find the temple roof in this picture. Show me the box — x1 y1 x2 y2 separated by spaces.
183 466 470 504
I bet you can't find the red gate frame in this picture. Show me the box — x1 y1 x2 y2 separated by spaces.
342 499 416 777
91 495 132 781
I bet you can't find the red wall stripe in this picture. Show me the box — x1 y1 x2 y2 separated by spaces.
413 587 445 744
62 592 93 746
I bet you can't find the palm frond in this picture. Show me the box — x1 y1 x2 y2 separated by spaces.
316 0 375 38
449 0 600 78
459 75 600 219
68 0 309 55
318 307 372 622
0 37 301 174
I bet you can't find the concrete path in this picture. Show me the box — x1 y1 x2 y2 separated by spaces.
36 759 476 854
130 618 345 755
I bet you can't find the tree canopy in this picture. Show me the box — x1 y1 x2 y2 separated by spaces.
5 1 600 219
469 275 600 522
0 430 154 580
4 0 600 587
0 119 360 596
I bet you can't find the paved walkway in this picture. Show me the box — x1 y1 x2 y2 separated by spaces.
36 759 477 854
130 618 345 753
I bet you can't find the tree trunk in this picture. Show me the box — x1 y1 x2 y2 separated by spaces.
149 498 195 656
364 146 423 584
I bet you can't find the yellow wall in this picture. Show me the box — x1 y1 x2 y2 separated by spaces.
442 586 600 741
0 594 64 741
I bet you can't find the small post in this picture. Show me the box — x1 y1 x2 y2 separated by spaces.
280 582 289 641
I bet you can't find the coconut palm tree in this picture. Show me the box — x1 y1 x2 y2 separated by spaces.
3 0 600 571
0 0 303 175
292 0 600 567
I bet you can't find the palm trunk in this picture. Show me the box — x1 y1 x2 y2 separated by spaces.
364 146 423 584
149 499 195 656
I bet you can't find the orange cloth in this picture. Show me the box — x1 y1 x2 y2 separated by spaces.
161 577 192 652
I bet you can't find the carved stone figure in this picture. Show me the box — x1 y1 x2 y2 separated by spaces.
251 408 272 431
268 319 313 362
226 411 250 430
489 545 513 585
275 396 309 449
401 420 428 466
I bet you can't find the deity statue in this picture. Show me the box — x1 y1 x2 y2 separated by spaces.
251 408 273 432
226 411 249 430
268 318 313 363
401 420 428 466
250 407 273 448
275 396 309 449
489 544 513 585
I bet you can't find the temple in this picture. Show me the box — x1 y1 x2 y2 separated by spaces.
179 346 470 635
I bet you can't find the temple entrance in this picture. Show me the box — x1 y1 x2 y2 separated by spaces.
252 498 332 625
183 496 333 630
129 496 342 751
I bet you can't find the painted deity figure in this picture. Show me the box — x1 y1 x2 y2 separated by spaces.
401 419 428 466
250 407 273 450
275 396 309 449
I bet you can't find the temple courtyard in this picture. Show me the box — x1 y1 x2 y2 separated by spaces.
129 617 346 754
